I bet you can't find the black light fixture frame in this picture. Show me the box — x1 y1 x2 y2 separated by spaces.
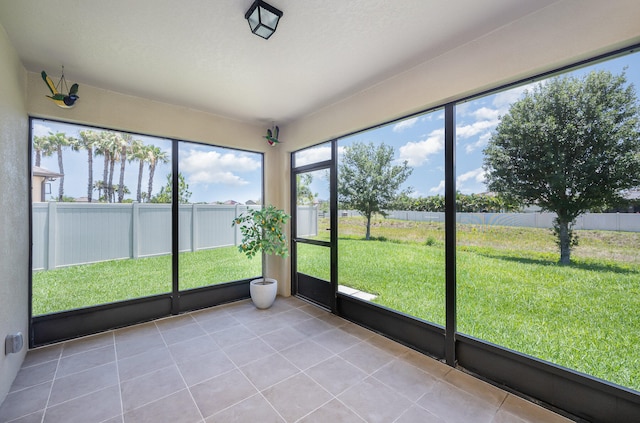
245 0 283 40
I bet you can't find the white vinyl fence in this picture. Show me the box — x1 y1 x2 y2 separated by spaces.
33 203 319 271
386 210 640 232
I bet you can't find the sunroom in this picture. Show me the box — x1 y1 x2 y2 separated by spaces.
0 1 639 422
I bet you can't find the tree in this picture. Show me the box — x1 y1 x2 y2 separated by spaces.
296 173 316 205
129 140 148 202
116 133 133 203
146 145 169 201
484 70 640 264
151 172 192 204
33 135 54 167
338 142 412 240
76 130 100 202
45 132 74 200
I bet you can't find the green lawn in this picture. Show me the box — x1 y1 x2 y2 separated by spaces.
33 217 640 391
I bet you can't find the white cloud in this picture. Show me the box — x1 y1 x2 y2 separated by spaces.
456 119 499 139
429 180 445 194
393 117 419 133
471 107 500 121
179 149 260 186
464 131 492 154
294 146 345 167
398 128 444 167
457 168 487 193
32 122 53 137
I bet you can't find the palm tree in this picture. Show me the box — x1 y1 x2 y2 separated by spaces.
117 133 133 203
146 145 169 201
94 131 115 202
129 140 148 202
33 135 53 167
46 132 73 200
76 130 100 202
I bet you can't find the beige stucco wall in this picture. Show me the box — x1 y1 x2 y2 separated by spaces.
0 25 29 404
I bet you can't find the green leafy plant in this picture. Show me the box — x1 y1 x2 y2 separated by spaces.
232 205 290 259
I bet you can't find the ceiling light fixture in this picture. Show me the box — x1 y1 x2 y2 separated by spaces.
245 0 283 40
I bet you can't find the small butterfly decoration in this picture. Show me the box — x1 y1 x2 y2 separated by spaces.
264 125 280 146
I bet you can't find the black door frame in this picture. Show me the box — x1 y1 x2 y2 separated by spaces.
290 141 338 312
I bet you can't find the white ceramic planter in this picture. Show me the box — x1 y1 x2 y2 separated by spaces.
250 277 277 309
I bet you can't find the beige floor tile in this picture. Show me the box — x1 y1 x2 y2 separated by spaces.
49 362 118 406
194 313 240 333
240 352 299 390
298 398 366 423
43 385 121 423
372 359 438 401
117 346 174 382
160 321 208 345
175 348 235 386
190 369 258 418
9 360 57 393
395 404 446 423
496 394 574 423
55 345 116 378
262 373 333 422
338 377 412 423
21 345 62 368
311 327 361 354
418 380 499 423
167 333 219 364
244 315 292 335
206 394 285 423
260 326 307 351
222 337 276 367
154 313 197 332
305 355 367 396
399 349 451 379
61 332 114 357
444 368 508 407
114 321 160 343
209 324 255 348
339 342 394 374
291 317 335 336
280 339 333 370
366 333 411 356
120 364 186 412
6 410 45 423
336 322 376 340
123 389 202 423
114 331 166 360
0 382 51 422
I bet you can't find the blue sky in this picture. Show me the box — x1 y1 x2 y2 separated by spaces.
35 50 640 203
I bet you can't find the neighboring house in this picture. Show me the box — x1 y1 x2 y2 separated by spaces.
32 166 62 202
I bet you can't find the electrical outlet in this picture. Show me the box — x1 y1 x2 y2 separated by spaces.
5 332 23 355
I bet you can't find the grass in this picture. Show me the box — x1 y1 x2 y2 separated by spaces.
32 247 261 315
33 216 640 391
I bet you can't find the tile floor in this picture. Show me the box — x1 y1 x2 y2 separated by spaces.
0 296 574 423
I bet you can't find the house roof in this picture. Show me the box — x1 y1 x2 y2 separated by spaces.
2 1 638 127
32 166 62 179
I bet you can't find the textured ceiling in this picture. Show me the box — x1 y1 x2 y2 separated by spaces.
0 0 563 124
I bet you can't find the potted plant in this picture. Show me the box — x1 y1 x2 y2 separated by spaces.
232 205 290 309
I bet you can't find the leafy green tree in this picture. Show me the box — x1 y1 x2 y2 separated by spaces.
151 172 192 204
484 70 640 264
338 142 412 240
296 173 316 205
129 140 148 202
